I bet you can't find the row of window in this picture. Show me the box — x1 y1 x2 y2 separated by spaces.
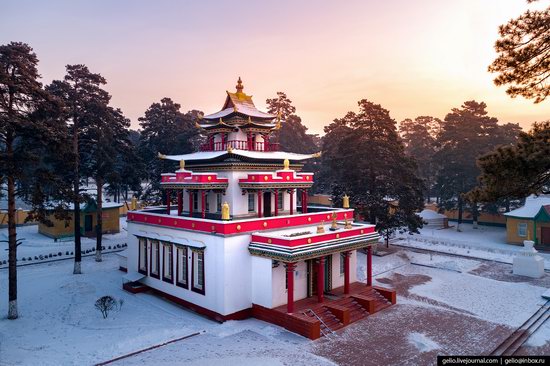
138 238 205 295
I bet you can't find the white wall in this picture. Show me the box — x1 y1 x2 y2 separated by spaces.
251 256 273 308
272 260 308 308
127 221 253 316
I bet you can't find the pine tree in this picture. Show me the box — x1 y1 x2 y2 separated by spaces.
433 101 521 229
80 103 132 261
321 99 425 240
138 98 202 201
266 92 318 154
470 120 550 201
0 42 70 318
399 116 441 201
47 65 110 274
489 2 550 103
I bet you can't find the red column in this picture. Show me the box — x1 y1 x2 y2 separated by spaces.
274 189 278 216
317 256 325 303
201 190 206 219
177 190 183 216
257 190 263 218
367 246 372 286
344 251 351 294
188 190 193 216
286 262 296 313
289 189 294 215
166 189 171 215
247 132 252 151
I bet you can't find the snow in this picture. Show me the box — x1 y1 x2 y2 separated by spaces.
526 321 550 347
0 255 331 366
505 194 550 218
406 264 546 327
394 223 550 269
407 332 440 352
0 218 128 266
418 209 445 220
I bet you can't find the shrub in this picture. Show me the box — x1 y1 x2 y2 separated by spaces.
39 255 44 260
66 251 69 255
22 257 26 261
108 246 112 250
48 253 52 258
28 257 32 261
58 252 62 256
34 256 38 260
95 296 117 319
70 251 74 255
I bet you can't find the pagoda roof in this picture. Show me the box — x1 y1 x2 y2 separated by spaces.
202 77 276 121
161 150 317 163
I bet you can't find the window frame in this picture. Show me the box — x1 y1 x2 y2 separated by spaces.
191 249 205 295
176 246 188 289
138 237 148 275
162 242 173 283
518 222 528 237
150 240 160 279
340 253 345 276
248 193 255 212
192 192 199 211
277 190 284 210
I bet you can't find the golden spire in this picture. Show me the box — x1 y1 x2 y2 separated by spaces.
283 159 290 170
233 105 238 112
343 194 350 209
227 144 233 153
312 151 322 158
179 160 185 170
236 77 244 94
248 116 252 123
222 202 230 220
157 152 166 159
219 117 223 124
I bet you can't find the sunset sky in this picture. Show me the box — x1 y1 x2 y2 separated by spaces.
2 0 549 135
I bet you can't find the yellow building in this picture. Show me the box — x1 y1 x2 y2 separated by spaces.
504 195 550 247
38 200 122 239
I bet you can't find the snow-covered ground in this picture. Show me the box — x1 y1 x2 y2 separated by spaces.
1 240 549 365
0 218 128 267
394 223 550 269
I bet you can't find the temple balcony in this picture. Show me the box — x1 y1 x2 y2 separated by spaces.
199 140 279 152
126 206 356 236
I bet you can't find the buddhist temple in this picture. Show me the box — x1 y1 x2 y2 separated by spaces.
125 78 396 339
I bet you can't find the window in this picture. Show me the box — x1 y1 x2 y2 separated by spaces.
162 243 173 282
248 193 255 212
277 191 283 210
216 193 222 212
340 253 345 275
205 192 210 212
192 250 205 294
176 246 188 288
138 238 147 275
150 240 160 278
518 223 528 237
192 192 198 211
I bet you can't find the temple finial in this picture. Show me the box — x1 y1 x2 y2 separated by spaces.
236 77 243 93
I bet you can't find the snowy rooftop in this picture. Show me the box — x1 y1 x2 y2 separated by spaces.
504 195 550 219
164 150 317 162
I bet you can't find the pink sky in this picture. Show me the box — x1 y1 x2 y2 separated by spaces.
2 0 549 135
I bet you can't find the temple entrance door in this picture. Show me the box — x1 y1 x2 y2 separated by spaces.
84 214 93 234
307 257 332 297
263 192 272 217
541 227 550 246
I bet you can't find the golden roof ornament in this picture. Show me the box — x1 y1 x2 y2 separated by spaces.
221 202 230 220
157 152 166 159
233 105 238 112
179 160 185 170
195 121 202 128
275 120 282 130
330 211 339 231
219 117 223 124
317 221 325 234
283 159 290 170
343 194 350 209
344 217 352 229
227 144 233 153
248 116 252 123
236 77 244 94
130 196 137 211
312 151 322 158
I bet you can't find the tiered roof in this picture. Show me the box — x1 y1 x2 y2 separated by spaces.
199 77 277 130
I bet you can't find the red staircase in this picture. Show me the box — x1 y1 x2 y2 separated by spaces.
296 286 395 337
